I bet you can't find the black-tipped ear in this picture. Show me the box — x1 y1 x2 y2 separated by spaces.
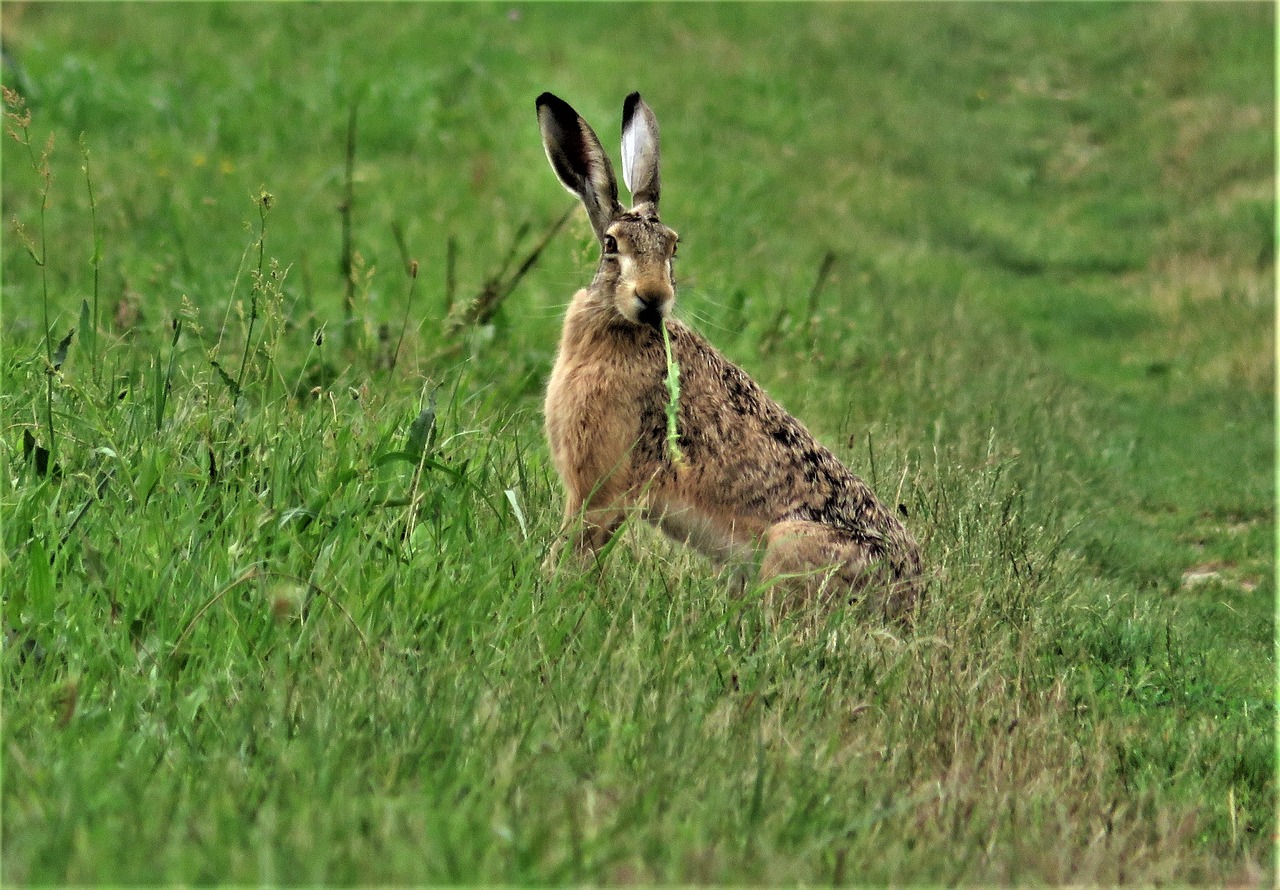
621 91 660 211
537 92 621 241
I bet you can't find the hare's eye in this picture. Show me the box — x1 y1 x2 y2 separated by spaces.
603 235 619 254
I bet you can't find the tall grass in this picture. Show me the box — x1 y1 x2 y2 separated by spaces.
1 3 1273 884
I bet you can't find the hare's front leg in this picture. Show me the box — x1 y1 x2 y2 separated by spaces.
569 500 626 555
545 487 627 571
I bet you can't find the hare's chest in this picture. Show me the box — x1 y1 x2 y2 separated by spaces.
544 345 667 481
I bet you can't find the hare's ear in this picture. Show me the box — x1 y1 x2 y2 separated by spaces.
621 92 660 211
537 92 621 242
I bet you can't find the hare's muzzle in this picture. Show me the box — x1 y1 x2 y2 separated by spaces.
635 286 670 328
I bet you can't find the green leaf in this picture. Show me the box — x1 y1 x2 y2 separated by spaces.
51 326 75 370
22 429 54 477
78 298 91 356
661 322 684 465
373 451 464 482
406 393 438 461
27 538 55 626
209 358 241 401
504 488 528 540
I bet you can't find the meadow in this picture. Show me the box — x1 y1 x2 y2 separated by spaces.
1 3 1274 884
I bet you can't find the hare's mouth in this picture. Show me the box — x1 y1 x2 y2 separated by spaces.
636 302 665 329
626 288 672 329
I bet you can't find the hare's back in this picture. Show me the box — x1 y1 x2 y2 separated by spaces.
666 323 861 523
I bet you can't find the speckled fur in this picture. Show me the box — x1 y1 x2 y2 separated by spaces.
538 92 922 620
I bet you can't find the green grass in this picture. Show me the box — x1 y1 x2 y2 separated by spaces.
2 2 1274 884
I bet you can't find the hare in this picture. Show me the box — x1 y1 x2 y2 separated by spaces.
537 91 922 620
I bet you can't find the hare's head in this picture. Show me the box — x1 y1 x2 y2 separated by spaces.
537 92 679 328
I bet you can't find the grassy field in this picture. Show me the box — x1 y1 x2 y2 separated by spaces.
2 2 1274 884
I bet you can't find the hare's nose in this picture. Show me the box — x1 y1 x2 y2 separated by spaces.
637 290 664 311
636 281 672 308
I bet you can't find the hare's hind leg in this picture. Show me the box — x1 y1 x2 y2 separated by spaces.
761 520 907 619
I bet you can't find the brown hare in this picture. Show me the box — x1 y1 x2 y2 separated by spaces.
537 91 922 620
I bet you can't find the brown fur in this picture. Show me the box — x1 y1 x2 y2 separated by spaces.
537 92 922 620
